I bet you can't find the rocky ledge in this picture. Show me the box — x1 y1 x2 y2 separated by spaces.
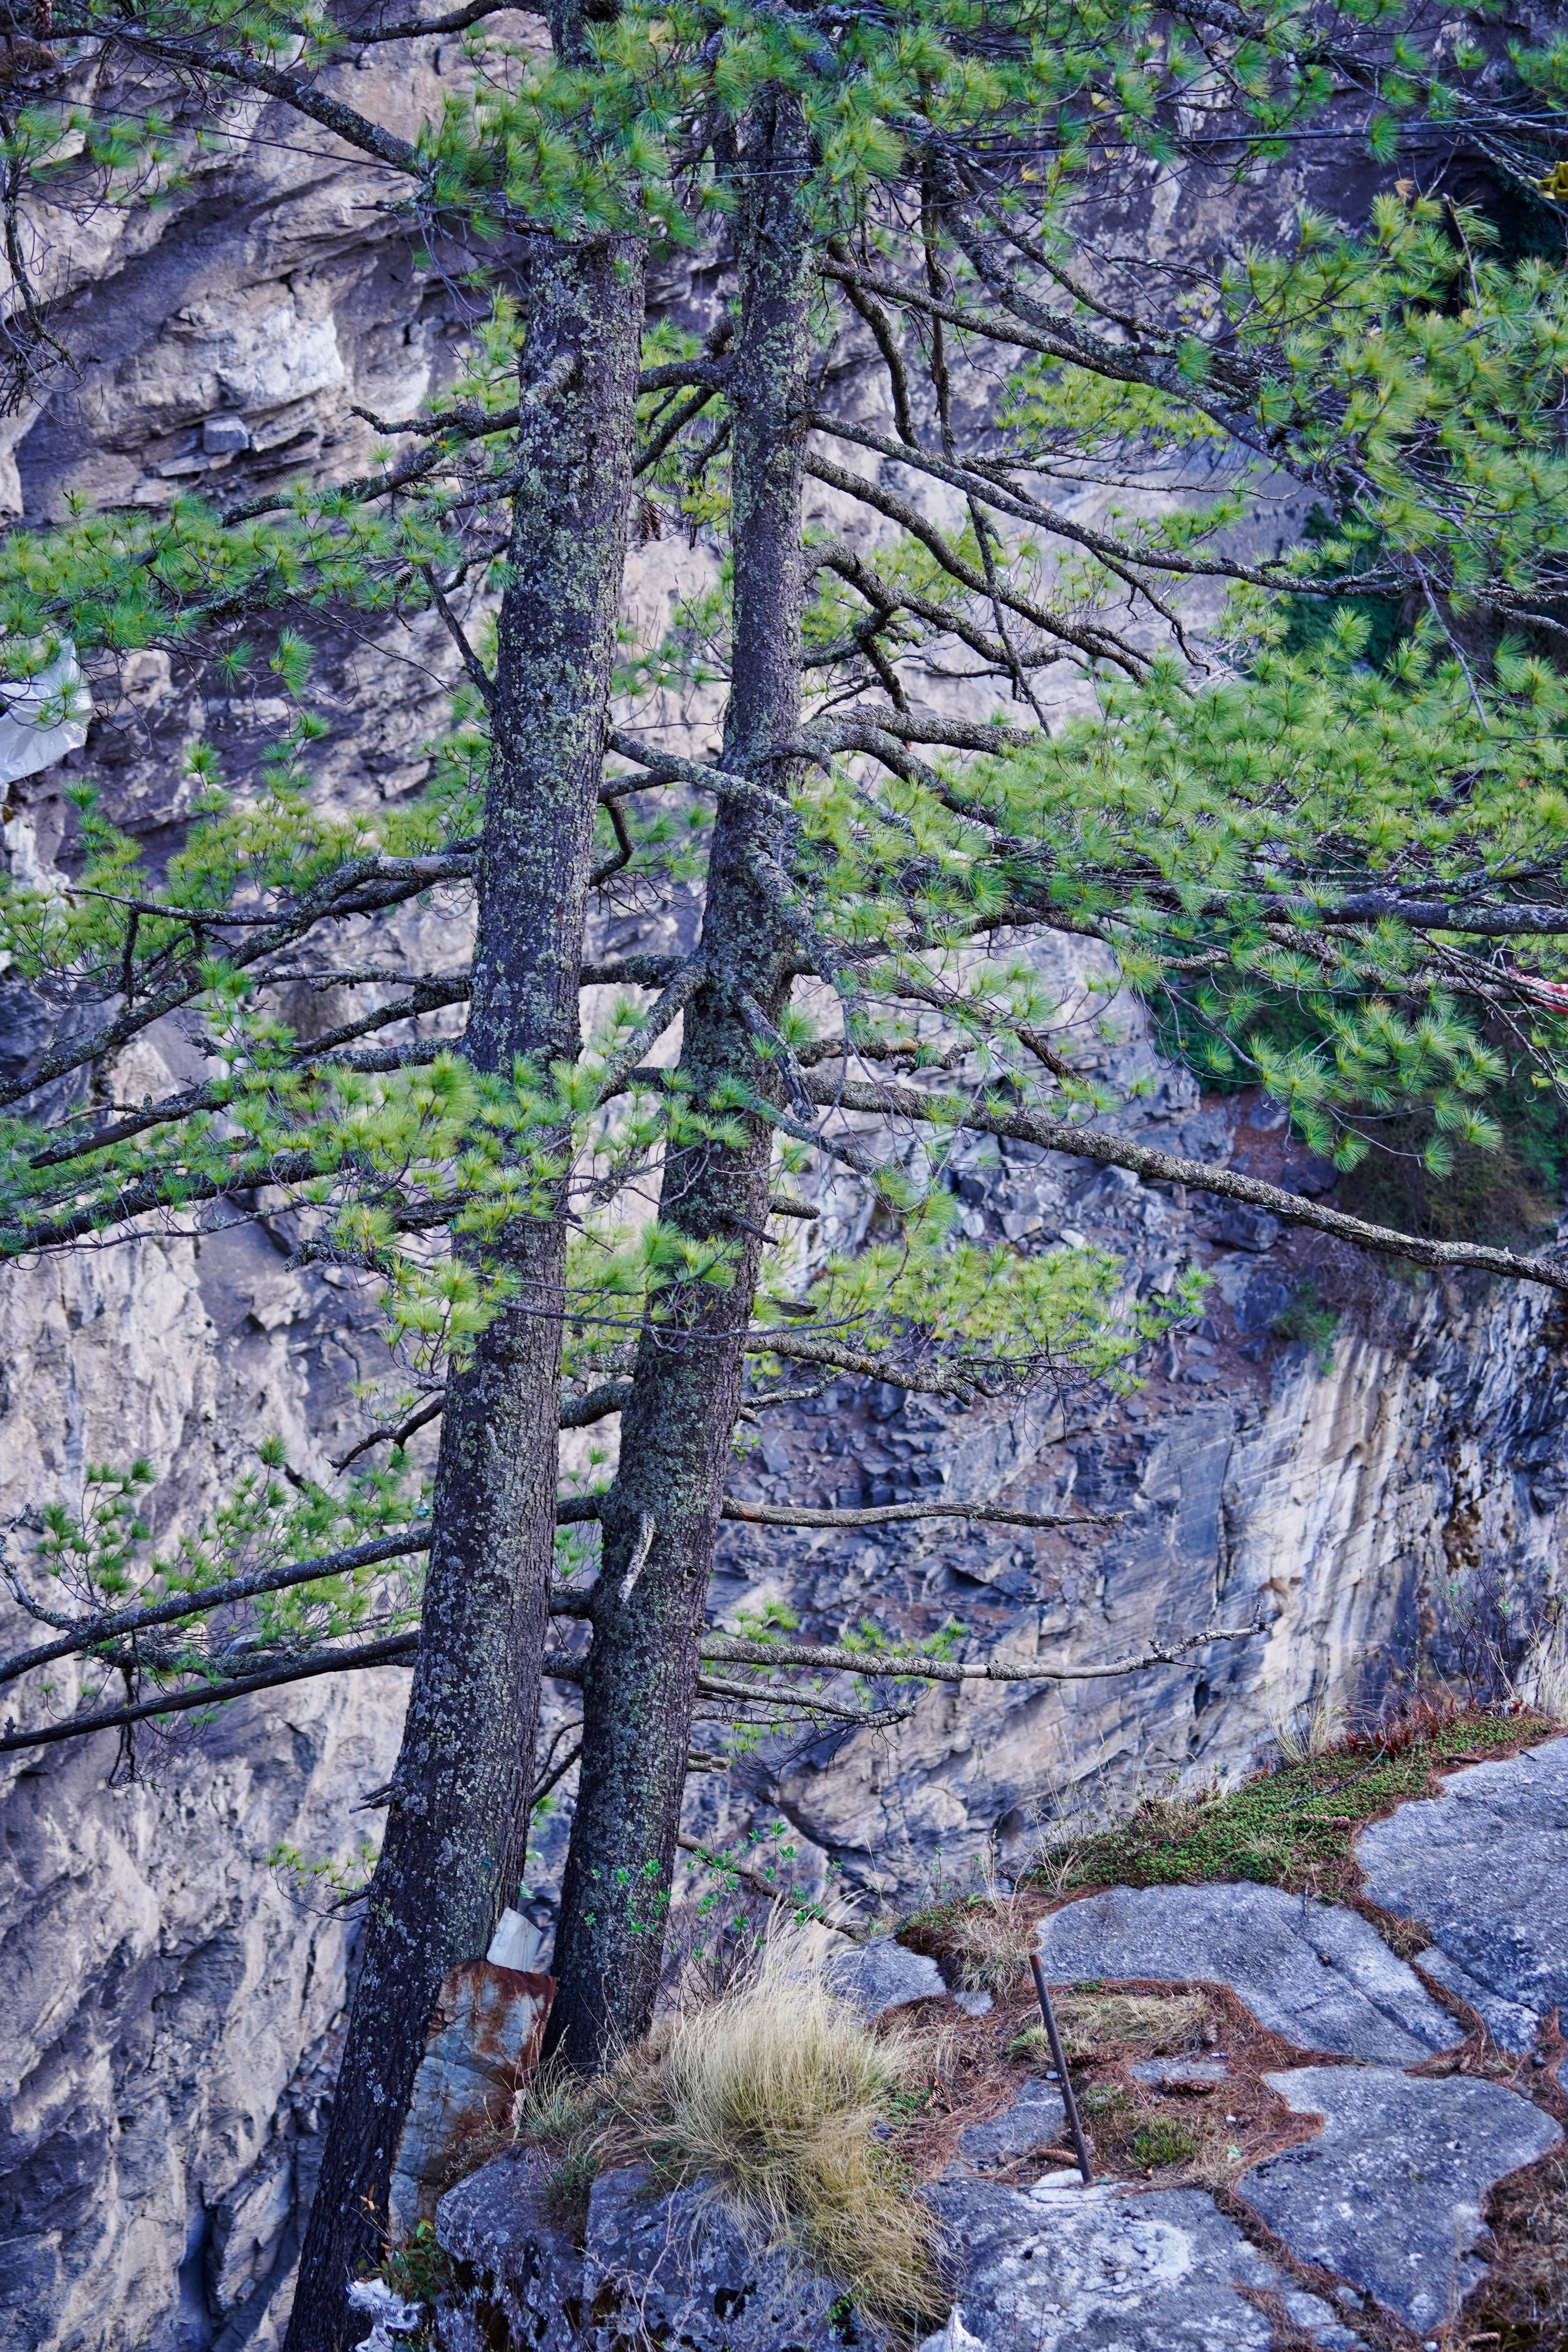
425 1735 1568 2352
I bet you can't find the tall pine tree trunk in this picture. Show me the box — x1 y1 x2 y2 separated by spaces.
548 94 815 2069
286 230 644 2348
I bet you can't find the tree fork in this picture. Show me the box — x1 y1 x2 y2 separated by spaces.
284 222 645 2349
547 91 818 2069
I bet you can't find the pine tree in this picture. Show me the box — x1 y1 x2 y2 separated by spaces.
2 0 1568 2339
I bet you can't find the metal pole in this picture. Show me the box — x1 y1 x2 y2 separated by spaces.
1029 1953 1093 2184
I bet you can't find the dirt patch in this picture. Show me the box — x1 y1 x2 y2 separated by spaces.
884 1975 1327 2199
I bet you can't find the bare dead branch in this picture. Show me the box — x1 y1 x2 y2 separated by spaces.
719 1499 1118 1531
699 1621 1261 1684
804 1072 1568 1292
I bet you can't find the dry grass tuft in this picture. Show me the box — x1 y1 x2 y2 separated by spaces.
1461 2146 1568 2345
521 1932 945 2332
1269 1691 1347 1766
1013 1988 1210 2065
1521 1614 1568 1724
939 1891 1040 1997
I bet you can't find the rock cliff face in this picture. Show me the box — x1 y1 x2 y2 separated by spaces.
686 1080 1568 1908
0 59 1564 2352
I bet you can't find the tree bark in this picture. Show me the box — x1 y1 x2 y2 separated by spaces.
547 93 816 2069
285 230 644 2348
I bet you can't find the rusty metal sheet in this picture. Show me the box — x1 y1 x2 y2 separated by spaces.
387 1961 554 2242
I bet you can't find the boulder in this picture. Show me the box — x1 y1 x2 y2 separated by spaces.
1036 1882 1464 2062
1240 2066 1562 2332
387 1964 553 2241
435 2148 581 2352
954 2080 1068 2172
825 1936 947 2019
438 2157 870 2352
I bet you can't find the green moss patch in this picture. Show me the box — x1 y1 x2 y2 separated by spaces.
1035 1706 1557 1907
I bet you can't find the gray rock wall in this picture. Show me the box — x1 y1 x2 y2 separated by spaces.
0 53 1564 2352
686 1096 1568 1909
0 47 456 2352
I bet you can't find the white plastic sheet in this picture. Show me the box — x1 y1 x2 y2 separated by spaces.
345 2279 422 2349
0 642 90 788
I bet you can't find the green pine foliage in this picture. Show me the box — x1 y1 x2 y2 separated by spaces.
3 0 1568 1710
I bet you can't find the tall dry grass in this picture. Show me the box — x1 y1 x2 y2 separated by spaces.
1521 1614 1568 1724
1269 1689 1346 1765
520 1931 946 2332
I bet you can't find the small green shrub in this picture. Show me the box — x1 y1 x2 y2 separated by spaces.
1131 2120 1198 2168
1270 1279 1339 1372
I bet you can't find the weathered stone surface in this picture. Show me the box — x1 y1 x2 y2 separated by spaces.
586 2167 863 2351
439 2156 871 2351
955 2081 1068 2172
1356 1736 1568 2053
1411 1946 1542 2055
434 2149 582 2352
0 1675 402 2352
916 2312 986 2352
1127 2057 1229 2087
921 2178 1358 2350
824 1936 947 2018
1240 2066 1562 2332
1036 1883 1465 2062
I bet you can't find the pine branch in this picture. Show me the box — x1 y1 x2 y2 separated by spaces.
805 453 1149 675
742 1327 976 1399
806 411 1341 598
699 1622 1261 1684
0 1527 435 1692
0 851 475 1114
332 1398 447 1473
693 1670 914 1728
0 1601 1259 1757
674 1830 866 1930
589 960 708 1105
604 731 798 825
0 1631 422 1757
419 566 494 706
103 25 420 173
719 1499 1118 1531
345 3 546 41
803 1073 1568 1293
